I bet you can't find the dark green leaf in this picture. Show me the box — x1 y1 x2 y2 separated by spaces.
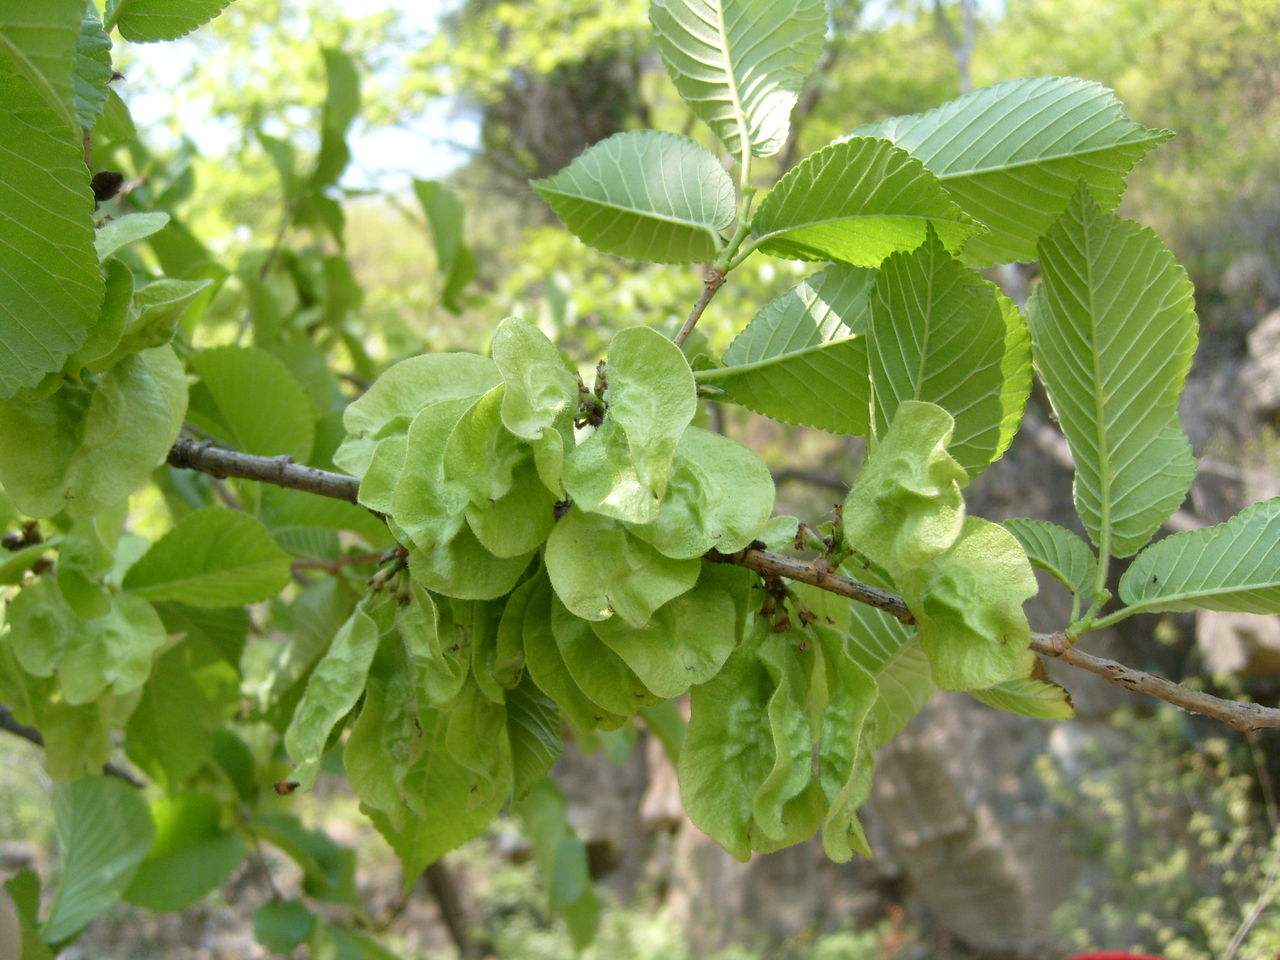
124 793 245 912
124 508 293 607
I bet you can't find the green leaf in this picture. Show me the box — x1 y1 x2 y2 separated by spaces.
591 571 738 698
124 636 240 788
750 138 983 267
251 814 356 905
751 633 822 847
311 47 359 189
367 708 506 882
522 577 626 732
0 346 185 517
515 779 601 949
900 516 1037 691
532 131 735 264
258 486 392 557
506 676 562 799
551 598 659 716
5 869 52 960
0 7 103 397
123 793 244 912
494 576 537 688
677 621 776 861
466 458 558 559
0 1 81 120
188 346 317 460
254 901 315 956
628 427 775 559
105 0 235 42
563 326 697 524
971 675 1074 721
867 230 1030 477
68 257 131 371
442 385 526 508
398 582 468 706
334 353 499 478
263 579 357 730
1003 517 1097 602
41 776 154 944
389 396 478 549
445 680 513 805
73 6 112 130
1026 184 1197 558
413 180 475 314
90 277 213 370
344 660 426 826
699 265 874 434
853 77 1172 265
94 212 171 262
865 641 933 747
491 317 578 441
124 508 293 607
0 639 117 781
407 526 534 601
649 0 825 163
8 576 167 704
1118 499 1280 615
284 601 382 790
843 401 967 578
545 507 700 626
813 627 879 862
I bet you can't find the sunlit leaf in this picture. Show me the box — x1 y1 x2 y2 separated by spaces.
649 0 825 162
1119 499 1280 615
1027 185 1197 558
853 77 1172 264
750 138 982 266
700 264 874 434
532 131 735 264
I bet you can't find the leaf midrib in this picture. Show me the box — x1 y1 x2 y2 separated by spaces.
127 557 284 597
752 213 972 248
927 133 1171 182
1125 578 1280 614
694 334 862 381
534 184 721 237
710 0 752 166
1083 212 1113 565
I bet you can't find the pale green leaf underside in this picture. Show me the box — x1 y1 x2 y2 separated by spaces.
532 131 735 264
971 676 1074 720
0 44 102 397
701 264 874 434
42 776 154 943
867 230 1031 476
106 0 235 42
95 212 170 261
649 0 826 161
1002 517 1097 600
1119 499 1280 615
751 138 983 267
1027 186 1197 558
853 76 1172 265
843 567 935 746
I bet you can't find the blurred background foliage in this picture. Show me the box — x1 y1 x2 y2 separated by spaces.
6 0 1280 956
